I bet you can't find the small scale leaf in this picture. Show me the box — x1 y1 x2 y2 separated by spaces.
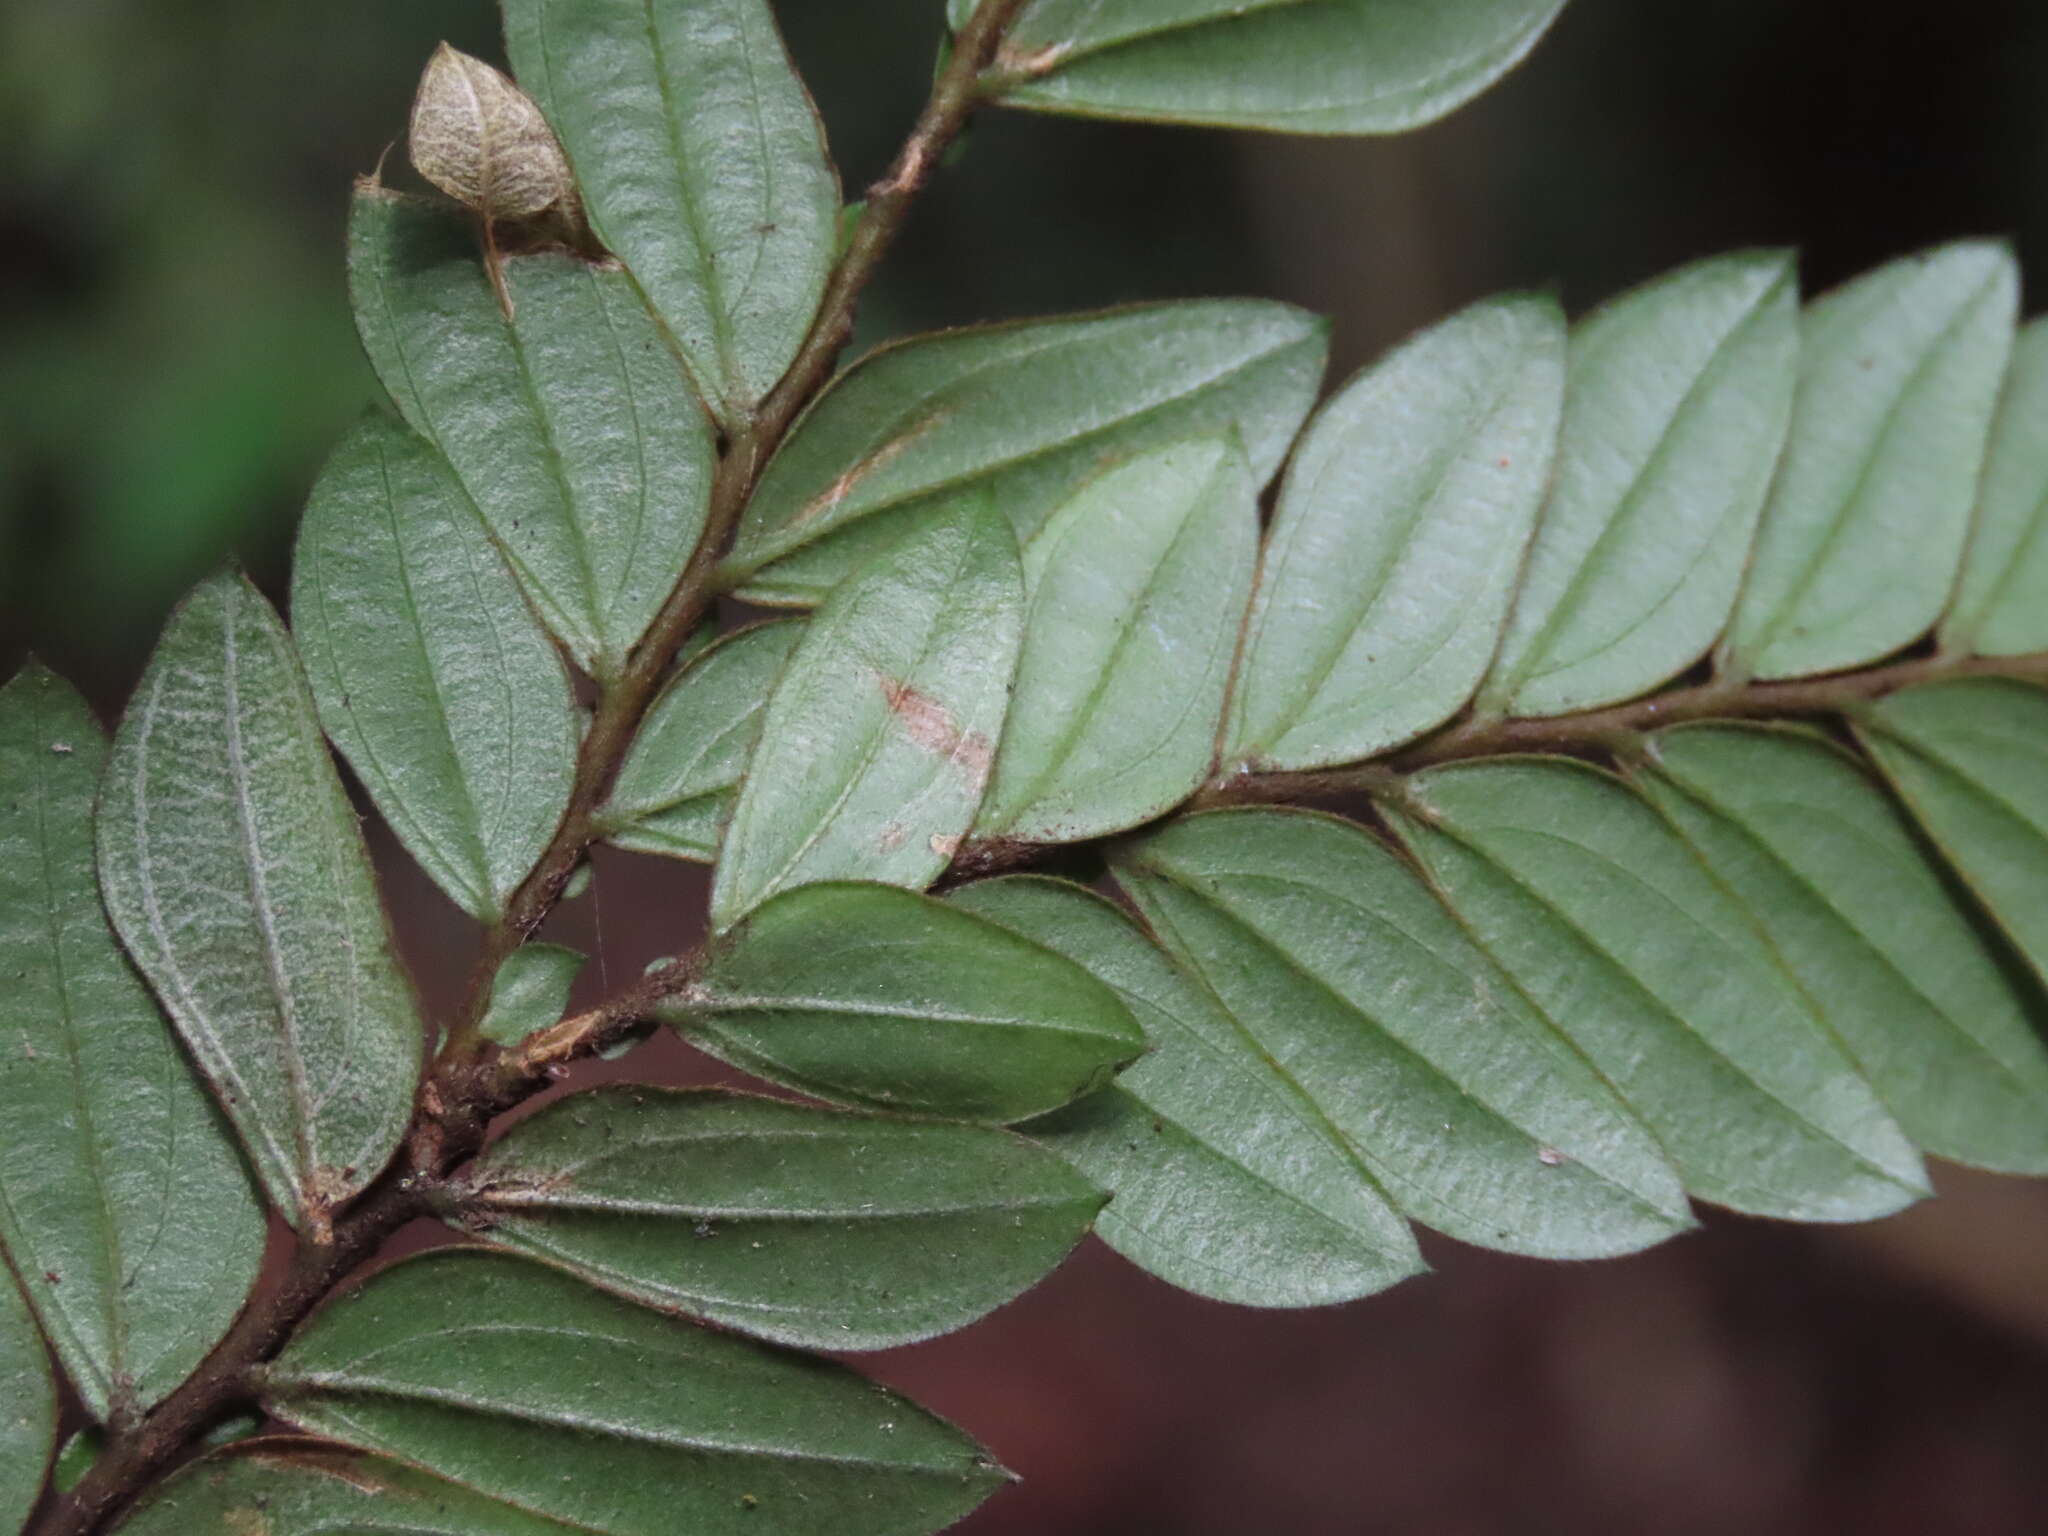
465 1087 1105 1350
722 302 1327 602
1859 679 2048 990
1726 242 2018 680
963 0 1568 136
1945 318 2048 656
1227 293 1564 771
948 876 1424 1308
53 1429 102 1496
350 189 716 678
97 572 424 1231
262 1250 1006 1535
978 438 1257 843
1389 759 1929 1221
710 498 1025 928
1116 809 1691 1258
502 0 839 417
0 666 264 1418
602 619 803 864
0 1267 53 1532
672 881 1145 1124
293 413 578 920
1483 251 1798 717
409 43 575 222
477 944 586 1049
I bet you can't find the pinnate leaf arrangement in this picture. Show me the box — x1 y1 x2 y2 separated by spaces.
9 1 2048 1531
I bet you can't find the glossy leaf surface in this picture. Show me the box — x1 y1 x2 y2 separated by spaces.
1227 294 1563 770
949 876 1423 1307
466 1087 1104 1350
263 1250 1005 1535
97 572 422 1229
1117 810 1691 1258
1946 318 2048 656
675 881 1144 1124
0 1265 53 1531
293 413 577 920
0 667 263 1418
1391 759 1928 1221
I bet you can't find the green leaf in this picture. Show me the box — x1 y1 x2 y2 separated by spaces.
1859 679 2048 990
0 667 263 1419
463 1086 1105 1350
1945 318 2048 656
977 438 1256 843
477 944 586 1049
1387 758 1929 1221
1226 294 1564 771
947 876 1423 1308
1482 252 1799 717
1636 723 2048 1174
262 1250 1005 1535
97 572 424 1231
672 881 1144 1124
292 413 578 921
1725 242 2018 681
963 0 1568 136
0 1267 54 1532
1115 809 1691 1258
501 0 839 418
349 188 715 678
602 619 803 864
52 1429 101 1496
118 1442 593 1535
722 301 1327 603
710 499 1025 928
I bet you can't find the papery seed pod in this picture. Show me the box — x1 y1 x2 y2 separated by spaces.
408 42 574 224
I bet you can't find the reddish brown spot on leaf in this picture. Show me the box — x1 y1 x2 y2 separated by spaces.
875 673 993 789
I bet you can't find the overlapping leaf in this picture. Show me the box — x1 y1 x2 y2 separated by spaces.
1946 317 2048 656
0 668 263 1419
0 1267 52 1532
477 944 586 1049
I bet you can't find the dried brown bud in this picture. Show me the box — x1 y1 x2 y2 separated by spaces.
408 42 574 224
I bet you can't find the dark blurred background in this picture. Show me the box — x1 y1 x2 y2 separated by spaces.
8 2 2048 1531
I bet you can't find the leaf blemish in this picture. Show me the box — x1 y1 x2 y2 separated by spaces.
791 410 952 529
875 673 994 788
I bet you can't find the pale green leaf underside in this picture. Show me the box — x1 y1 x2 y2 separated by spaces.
675 881 1144 1125
711 499 1024 928
949 876 1423 1308
1390 759 1928 1222
964 0 1568 136
722 301 1327 602
293 412 577 921
477 943 586 1049
1946 317 2048 656
1228 292 1564 770
980 437 1257 842
0 1265 54 1531
1639 722 2048 1175
262 1250 1005 1536
1118 810 1691 1258
349 189 715 678
466 1086 1104 1351
0 667 263 1420
97 572 422 1229
503 0 839 419
603 618 804 864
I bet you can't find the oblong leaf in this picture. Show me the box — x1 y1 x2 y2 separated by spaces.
464 1086 1105 1350
503 0 839 417
978 438 1256 843
965 0 1567 136
601 619 803 864
477 944 586 1050
0 1266 54 1531
1116 809 1692 1258
722 301 1327 602
292 413 578 921
947 876 1424 1308
1640 723 2048 1174
262 1250 1006 1536
710 498 1025 928
350 188 715 678
1227 294 1564 771
1388 758 1928 1221
1725 242 2017 680
1859 679 2048 990
1483 251 1798 716
672 881 1145 1124
97 572 424 1230
0 666 264 1418
1945 318 2048 656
